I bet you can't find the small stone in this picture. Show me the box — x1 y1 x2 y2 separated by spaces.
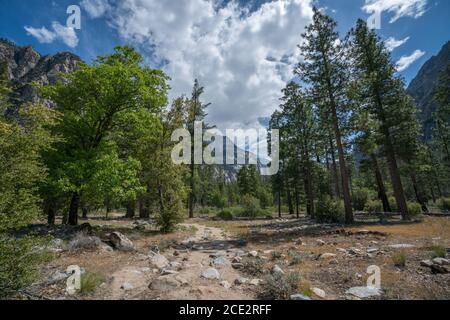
151 254 170 269
49 271 69 283
149 276 181 290
248 251 258 257
161 269 179 276
232 263 244 269
272 265 284 274
234 277 249 285
212 256 230 268
319 253 336 260
220 280 231 289
232 256 242 263
201 268 220 279
316 239 326 246
367 248 379 253
175 275 189 286
346 286 381 299
337 248 347 254
312 287 326 298
169 261 182 270
348 248 361 255
431 264 449 274
120 282 134 291
388 244 415 249
249 279 263 286
290 294 311 300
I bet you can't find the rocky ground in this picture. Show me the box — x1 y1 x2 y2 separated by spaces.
16 213 450 300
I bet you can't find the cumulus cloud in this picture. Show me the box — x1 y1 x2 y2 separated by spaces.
396 49 425 71
385 36 409 51
24 26 56 43
80 0 111 18
102 0 314 129
24 22 79 48
362 0 428 23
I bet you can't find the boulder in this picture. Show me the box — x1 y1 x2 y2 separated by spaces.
201 268 220 280
346 286 381 299
212 256 231 268
248 251 258 257
120 282 134 291
109 232 134 251
432 258 450 266
151 254 170 269
271 265 284 274
312 287 326 298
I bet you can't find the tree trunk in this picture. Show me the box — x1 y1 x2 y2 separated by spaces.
329 137 340 198
287 188 294 215
385 145 409 219
189 162 195 218
46 202 56 225
278 191 282 218
410 172 429 213
68 192 80 226
330 107 353 224
371 154 391 212
82 207 88 219
294 185 300 218
126 201 135 218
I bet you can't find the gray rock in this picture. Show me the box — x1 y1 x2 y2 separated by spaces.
248 250 258 257
120 282 134 291
431 264 449 274
316 239 326 246
109 232 134 251
432 258 450 266
319 253 336 260
220 280 231 289
388 244 415 249
234 277 249 285
367 248 379 253
201 268 220 279
49 271 69 283
212 256 231 268
272 265 284 274
346 286 381 299
290 294 312 300
421 260 434 268
161 269 179 276
249 279 263 286
312 287 326 298
151 254 170 269
149 276 181 290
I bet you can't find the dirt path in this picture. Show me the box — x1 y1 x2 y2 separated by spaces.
101 223 255 300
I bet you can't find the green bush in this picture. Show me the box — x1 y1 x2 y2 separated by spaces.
0 235 52 298
257 189 273 209
288 251 301 265
80 272 104 295
240 194 265 218
216 210 233 221
258 272 301 300
315 196 344 223
392 252 407 267
437 198 450 212
353 188 370 211
407 202 422 217
364 200 383 214
389 197 398 212
430 245 447 259
241 257 265 276
199 207 211 215
210 192 227 209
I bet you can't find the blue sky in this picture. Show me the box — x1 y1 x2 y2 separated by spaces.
0 0 448 127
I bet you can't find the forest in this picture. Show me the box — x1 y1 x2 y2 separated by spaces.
0 8 449 300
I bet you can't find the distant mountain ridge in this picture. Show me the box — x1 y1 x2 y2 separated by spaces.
0 38 80 113
407 41 450 140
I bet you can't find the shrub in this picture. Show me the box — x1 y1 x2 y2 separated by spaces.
315 196 344 223
0 235 52 298
353 188 370 211
271 251 282 261
240 194 264 218
288 251 301 265
241 257 265 276
257 189 273 209
216 210 233 221
80 272 104 295
199 207 211 215
389 197 398 212
258 272 301 300
392 252 407 267
364 200 383 214
437 198 450 212
431 245 446 259
211 192 227 209
407 202 422 217
67 231 102 252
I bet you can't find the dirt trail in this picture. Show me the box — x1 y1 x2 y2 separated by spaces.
101 223 254 300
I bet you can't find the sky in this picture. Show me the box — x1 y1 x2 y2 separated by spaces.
0 0 449 130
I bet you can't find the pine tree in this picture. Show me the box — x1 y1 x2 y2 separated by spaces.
295 8 354 223
348 19 414 220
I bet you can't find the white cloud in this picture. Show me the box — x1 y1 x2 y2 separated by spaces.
104 0 314 128
396 49 425 71
24 26 56 43
385 36 409 51
24 22 79 48
362 0 427 23
80 0 111 18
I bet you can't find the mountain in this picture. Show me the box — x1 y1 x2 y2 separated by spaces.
0 38 80 115
407 41 450 140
